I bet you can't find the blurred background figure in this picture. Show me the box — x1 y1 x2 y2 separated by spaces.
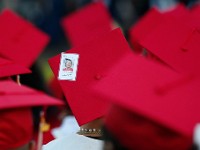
0 0 199 147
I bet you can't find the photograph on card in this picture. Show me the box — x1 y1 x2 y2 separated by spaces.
58 53 79 81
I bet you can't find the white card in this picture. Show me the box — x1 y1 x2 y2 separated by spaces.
58 53 79 81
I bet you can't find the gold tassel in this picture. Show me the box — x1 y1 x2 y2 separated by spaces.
37 110 50 150
40 111 50 132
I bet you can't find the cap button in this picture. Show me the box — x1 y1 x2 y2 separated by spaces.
181 48 188 52
94 74 102 80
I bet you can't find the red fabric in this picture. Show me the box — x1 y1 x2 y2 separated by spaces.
129 3 189 52
42 117 61 144
105 105 192 150
129 7 163 52
190 4 200 16
140 17 200 74
0 56 31 78
42 131 55 145
0 78 64 147
92 54 200 138
188 5 200 28
33 129 55 145
61 2 112 47
0 9 50 67
0 79 64 110
0 108 33 149
48 28 132 125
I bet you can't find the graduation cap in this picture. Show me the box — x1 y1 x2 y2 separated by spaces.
92 54 198 149
190 4 200 16
0 79 64 149
0 107 33 149
140 16 200 74
129 3 189 52
0 79 63 110
0 56 31 78
129 7 162 52
0 9 50 67
48 28 133 125
61 2 112 47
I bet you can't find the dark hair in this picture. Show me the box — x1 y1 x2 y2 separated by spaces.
102 126 128 150
65 58 72 62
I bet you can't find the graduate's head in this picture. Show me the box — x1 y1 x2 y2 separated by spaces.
77 117 104 138
0 108 35 150
0 79 63 150
103 105 194 150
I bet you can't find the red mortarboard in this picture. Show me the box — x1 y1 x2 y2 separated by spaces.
190 4 200 16
129 7 162 52
92 54 198 149
0 79 64 149
140 17 200 74
0 79 64 110
48 28 132 125
129 3 189 52
61 2 112 47
0 56 31 78
0 9 50 67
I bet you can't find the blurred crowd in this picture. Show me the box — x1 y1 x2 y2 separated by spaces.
1 0 200 150
0 0 198 91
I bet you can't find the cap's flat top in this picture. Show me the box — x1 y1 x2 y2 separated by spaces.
0 9 50 67
0 79 64 110
92 54 200 137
